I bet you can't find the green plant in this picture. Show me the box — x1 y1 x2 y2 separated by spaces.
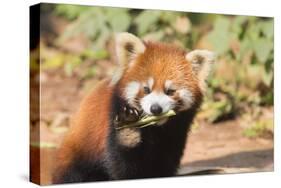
243 119 273 138
49 6 273 128
207 16 273 101
56 6 131 50
55 4 91 20
55 6 199 50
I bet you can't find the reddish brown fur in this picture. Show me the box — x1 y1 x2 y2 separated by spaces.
54 79 113 176
119 42 202 101
54 41 203 182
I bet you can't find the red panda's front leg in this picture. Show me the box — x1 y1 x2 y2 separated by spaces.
112 102 143 148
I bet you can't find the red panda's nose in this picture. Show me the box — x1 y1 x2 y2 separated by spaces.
150 104 162 115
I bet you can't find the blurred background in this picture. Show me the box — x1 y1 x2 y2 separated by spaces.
30 3 273 185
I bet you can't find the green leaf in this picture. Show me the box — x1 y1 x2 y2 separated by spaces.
55 5 89 20
160 11 178 23
143 30 165 41
262 70 273 87
92 49 109 60
207 17 231 55
84 66 97 78
247 23 261 41
232 16 248 35
239 37 252 60
243 119 273 138
94 29 111 49
64 63 73 77
42 54 64 69
81 49 109 60
260 20 274 39
253 38 273 63
107 9 131 32
63 55 82 77
214 16 230 32
261 91 273 105
243 128 259 138
135 10 161 35
200 99 234 123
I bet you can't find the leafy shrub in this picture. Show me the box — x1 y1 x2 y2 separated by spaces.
205 16 273 122
46 5 273 130
55 6 131 51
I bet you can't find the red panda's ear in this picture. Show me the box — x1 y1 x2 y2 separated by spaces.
186 50 216 90
115 32 146 67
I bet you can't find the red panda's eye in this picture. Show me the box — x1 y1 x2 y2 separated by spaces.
143 86 151 94
165 89 176 96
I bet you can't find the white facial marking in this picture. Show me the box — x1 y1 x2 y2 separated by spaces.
178 88 194 110
165 80 175 90
148 77 154 89
124 81 140 106
140 92 176 115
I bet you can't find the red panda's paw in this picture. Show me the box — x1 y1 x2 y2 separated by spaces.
114 104 141 128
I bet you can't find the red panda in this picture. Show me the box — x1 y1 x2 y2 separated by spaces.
52 32 215 183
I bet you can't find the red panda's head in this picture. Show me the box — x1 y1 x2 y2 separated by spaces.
112 32 215 116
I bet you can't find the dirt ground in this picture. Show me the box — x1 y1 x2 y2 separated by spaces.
180 121 273 175
30 70 273 185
